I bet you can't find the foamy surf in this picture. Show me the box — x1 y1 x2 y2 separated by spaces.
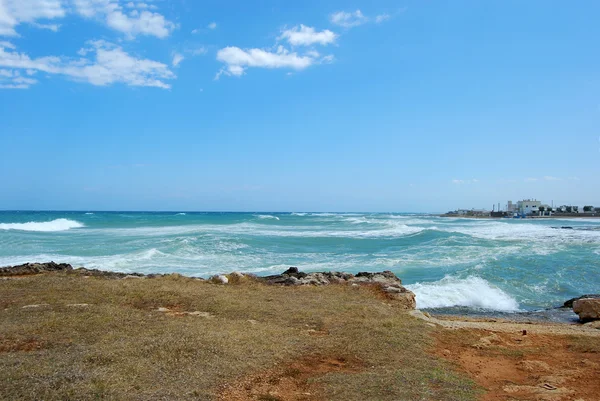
406 276 520 312
0 219 84 232
257 215 280 220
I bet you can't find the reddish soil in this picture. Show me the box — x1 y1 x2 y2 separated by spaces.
218 355 362 401
0 337 46 353
435 328 600 401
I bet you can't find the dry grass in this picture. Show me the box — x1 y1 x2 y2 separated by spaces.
0 273 478 400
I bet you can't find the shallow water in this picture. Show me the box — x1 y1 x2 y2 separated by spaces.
1 211 599 313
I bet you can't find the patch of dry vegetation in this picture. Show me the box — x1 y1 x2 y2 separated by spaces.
0 273 477 400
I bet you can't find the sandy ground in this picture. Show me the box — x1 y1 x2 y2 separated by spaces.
411 311 600 401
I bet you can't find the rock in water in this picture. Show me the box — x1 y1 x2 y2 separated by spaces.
573 298 600 321
563 294 600 308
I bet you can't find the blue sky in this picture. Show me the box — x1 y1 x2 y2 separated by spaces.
0 0 599 212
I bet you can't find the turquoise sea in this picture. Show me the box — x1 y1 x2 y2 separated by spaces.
1 211 599 313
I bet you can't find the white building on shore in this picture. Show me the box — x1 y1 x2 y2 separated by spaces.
517 199 541 215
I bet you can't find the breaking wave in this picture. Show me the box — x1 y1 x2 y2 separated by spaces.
406 276 520 312
257 215 280 220
0 219 84 232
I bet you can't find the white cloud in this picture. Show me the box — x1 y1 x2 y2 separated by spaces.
125 2 156 10
330 9 396 28
172 52 184 67
0 1 173 39
279 25 337 46
31 22 61 32
207 22 217 30
216 46 315 79
73 0 175 39
524 177 538 182
330 10 368 28
0 68 37 88
375 14 390 23
320 54 334 64
543 176 561 181
0 40 175 89
104 6 174 39
0 40 15 49
0 0 65 36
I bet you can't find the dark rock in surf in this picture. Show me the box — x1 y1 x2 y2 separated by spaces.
563 294 600 308
573 298 600 321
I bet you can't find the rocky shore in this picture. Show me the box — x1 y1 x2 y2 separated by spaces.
0 262 417 309
2 262 600 400
3 262 600 322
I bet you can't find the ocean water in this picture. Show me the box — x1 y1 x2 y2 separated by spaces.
1 211 599 313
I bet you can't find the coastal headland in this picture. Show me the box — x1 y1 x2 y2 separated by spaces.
1 262 599 400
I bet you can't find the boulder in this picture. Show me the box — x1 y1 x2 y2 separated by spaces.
573 298 600 321
563 294 600 308
210 275 229 284
382 285 416 309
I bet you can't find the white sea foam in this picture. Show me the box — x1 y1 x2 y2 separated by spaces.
176 212 187 216
85 212 94 215
0 219 84 232
96 221 425 239
437 220 600 244
291 212 307 216
406 276 520 311
257 215 280 220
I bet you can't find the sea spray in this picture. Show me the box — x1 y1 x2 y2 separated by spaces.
406 276 520 311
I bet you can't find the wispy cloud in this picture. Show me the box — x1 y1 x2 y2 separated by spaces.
375 14 391 23
279 25 337 46
0 0 65 36
0 0 174 39
330 10 368 28
330 9 397 28
451 179 479 184
172 52 184 67
207 22 217 30
31 22 61 32
0 40 175 89
522 176 579 182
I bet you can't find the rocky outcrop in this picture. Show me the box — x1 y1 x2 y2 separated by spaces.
0 262 152 279
563 294 600 308
0 262 73 276
259 267 416 309
573 298 600 321
1 262 415 309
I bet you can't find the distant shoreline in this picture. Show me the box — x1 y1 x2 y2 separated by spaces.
439 214 600 219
